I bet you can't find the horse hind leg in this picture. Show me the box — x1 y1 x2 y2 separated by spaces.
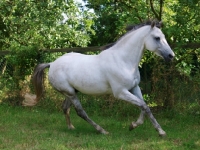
129 86 146 130
62 97 75 129
70 95 108 134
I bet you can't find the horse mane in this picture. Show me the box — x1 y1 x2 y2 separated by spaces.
100 20 163 51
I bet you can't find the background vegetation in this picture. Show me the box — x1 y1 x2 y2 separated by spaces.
1 0 200 109
0 0 200 149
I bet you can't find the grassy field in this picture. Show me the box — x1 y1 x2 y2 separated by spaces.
0 103 200 150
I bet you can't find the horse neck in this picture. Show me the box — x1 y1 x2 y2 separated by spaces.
112 26 150 67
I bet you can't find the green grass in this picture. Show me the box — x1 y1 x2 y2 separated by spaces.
0 103 200 150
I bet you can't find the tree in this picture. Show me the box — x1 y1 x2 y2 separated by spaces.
0 0 96 50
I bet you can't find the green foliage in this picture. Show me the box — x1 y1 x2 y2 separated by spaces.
6 46 39 77
0 0 95 50
0 0 96 82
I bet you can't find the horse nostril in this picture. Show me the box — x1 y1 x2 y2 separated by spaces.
168 54 174 59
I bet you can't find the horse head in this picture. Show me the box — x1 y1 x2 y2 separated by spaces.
144 21 175 62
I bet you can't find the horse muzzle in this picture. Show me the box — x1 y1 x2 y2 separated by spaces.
163 52 175 62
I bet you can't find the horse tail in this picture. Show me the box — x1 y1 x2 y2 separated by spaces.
32 63 50 105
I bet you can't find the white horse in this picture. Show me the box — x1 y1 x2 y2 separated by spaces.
32 21 174 136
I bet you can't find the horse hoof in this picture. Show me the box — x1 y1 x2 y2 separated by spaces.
68 125 75 130
158 130 166 137
99 129 109 135
159 132 166 137
129 122 137 131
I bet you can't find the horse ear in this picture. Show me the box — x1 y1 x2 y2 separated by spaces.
151 21 155 28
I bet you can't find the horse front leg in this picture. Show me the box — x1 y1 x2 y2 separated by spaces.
62 97 75 129
116 89 166 136
69 95 109 134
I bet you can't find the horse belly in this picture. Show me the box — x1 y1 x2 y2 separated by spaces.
70 75 112 95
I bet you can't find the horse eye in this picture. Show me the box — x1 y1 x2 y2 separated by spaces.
155 37 160 41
